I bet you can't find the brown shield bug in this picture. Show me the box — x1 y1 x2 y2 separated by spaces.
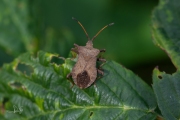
67 17 114 89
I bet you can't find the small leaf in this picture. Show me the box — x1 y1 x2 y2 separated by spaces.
0 51 157 119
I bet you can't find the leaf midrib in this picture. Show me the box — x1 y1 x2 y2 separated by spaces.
28 105 153 119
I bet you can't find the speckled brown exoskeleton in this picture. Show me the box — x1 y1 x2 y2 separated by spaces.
67 17 114 89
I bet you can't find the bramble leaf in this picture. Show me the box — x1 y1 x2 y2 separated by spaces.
0 51 157 120
152 0 180 119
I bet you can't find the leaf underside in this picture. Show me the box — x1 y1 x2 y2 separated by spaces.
0 51 157 120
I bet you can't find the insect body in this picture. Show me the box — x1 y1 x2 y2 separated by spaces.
67 17 114 89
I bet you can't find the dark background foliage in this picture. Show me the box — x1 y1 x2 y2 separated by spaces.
0 0 175 84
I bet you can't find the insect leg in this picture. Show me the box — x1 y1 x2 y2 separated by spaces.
97 53 106 71
97 69 104 75
71 48 78 53
98 49 106 62
94 69 104 88
96 68 104 80
97 58 106 62
66 73 72 79
66 73 75 88
74 43 79 47
100 49 106 52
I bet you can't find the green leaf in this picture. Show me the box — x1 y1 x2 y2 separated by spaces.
0 0 36 56
152 0 180 119
152 0 180 69
153 68 180 120
0 51 157 119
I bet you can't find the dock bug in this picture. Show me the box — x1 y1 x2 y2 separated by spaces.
67 17 114 89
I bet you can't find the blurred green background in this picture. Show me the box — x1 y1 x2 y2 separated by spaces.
0 0 175 84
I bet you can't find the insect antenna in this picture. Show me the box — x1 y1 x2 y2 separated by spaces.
72 17 90 41
91 23 114 41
